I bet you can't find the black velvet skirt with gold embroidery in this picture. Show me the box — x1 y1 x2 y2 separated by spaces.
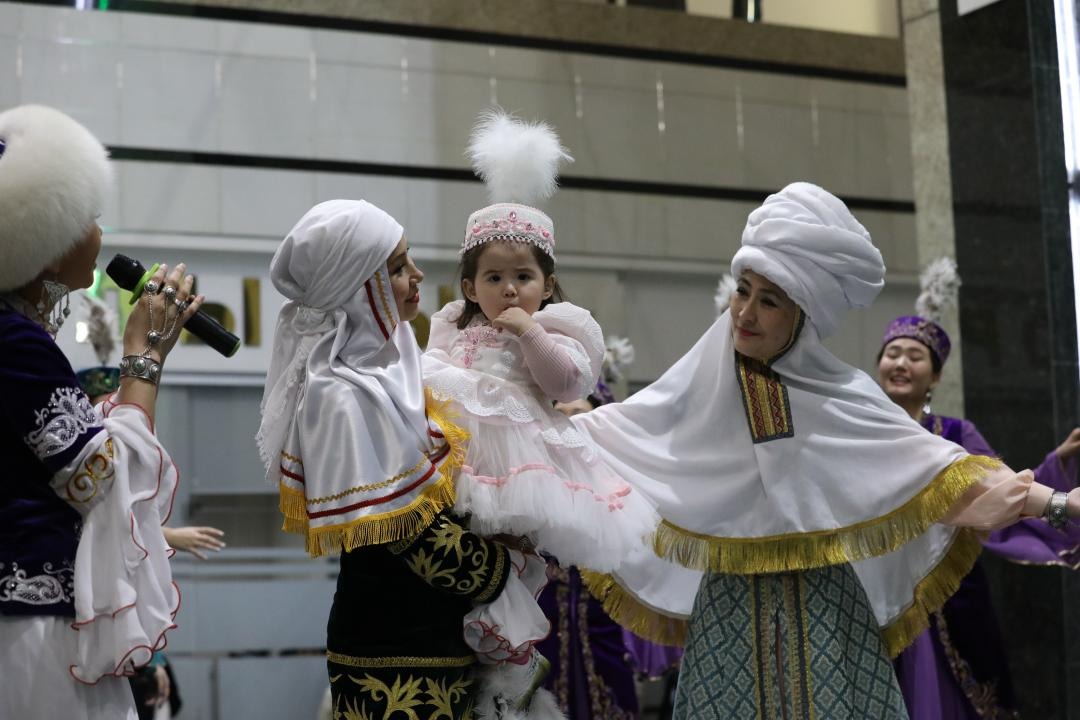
327 652 476 720
326 513 510 720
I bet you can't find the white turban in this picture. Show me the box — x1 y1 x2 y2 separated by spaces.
731 182 884 338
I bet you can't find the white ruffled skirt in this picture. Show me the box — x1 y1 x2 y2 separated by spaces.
452 409 659 573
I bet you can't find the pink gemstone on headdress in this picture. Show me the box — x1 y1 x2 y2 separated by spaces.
472 225 480 234
508 211 517 221
542 230 550 238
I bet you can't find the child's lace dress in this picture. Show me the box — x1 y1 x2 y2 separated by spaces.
423 300 658 573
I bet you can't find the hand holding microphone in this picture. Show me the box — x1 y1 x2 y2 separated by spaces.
107 254 241 359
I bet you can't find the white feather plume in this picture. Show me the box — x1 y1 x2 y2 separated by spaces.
714 273 737 317
467 109 573 206
915 256 961 321
81 293 117 366
602 335 635 383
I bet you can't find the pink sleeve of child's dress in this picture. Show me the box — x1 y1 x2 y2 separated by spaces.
521 302 606 403
517 324 587 403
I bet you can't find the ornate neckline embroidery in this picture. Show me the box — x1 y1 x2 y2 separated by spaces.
736 353 795 443
460 323 502 369
735 308 803 444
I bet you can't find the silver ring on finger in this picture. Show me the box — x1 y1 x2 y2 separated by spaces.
174 297 189 311
163 284 178 300
145 280 161 294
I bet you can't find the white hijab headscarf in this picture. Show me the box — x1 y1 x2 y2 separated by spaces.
257 199 461 557
575 183 995 656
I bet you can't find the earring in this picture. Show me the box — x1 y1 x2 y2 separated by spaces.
38 279 71 336
922 390 933 417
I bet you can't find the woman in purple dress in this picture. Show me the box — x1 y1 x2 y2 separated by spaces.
878 315 1080 719
0 104 203 718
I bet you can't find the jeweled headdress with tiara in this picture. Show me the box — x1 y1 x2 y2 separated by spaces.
463 110 572 260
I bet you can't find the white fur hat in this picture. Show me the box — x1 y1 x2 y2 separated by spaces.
0 105 112 291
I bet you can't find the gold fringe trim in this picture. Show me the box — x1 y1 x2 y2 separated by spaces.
424 387 470 488
580 569 688 647
654 454 1002 574
276 388 471 558
881 528 982 658
301 476 456 558
279 481 308 534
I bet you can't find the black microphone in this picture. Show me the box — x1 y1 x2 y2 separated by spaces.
106 254 241 358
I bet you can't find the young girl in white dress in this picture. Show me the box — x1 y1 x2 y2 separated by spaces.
422 112 659 670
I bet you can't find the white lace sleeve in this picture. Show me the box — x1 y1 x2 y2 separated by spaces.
426 300 465 355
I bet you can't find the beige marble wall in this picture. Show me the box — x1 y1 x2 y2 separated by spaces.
901 0 964 416
146 0 905 78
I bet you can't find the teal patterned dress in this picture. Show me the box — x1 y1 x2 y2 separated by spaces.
674 564 907 719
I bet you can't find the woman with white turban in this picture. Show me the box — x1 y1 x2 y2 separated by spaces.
573 183 1080 718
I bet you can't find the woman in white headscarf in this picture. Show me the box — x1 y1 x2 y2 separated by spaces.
573 183 1080 719
258 199 541 720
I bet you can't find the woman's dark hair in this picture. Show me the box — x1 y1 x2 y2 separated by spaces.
455 240 565 329
876 340 943 375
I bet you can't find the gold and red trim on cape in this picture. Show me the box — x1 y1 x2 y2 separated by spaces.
279 389 469 557
364 271 398 341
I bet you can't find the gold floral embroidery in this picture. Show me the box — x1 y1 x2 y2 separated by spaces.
64 438 115 504
473 543 506 604
402 517 507 600
330 670 474 720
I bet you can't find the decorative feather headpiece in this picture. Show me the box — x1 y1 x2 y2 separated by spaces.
602 335 635 384
82 293 116 365
914 256 961 322
881 256 961 367
462 109 573 259
75 293 120 399
714 273 737 317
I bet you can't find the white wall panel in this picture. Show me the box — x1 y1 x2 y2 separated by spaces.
120 162 222 234
119 48 220 151
119 11 220 52
218 55 314 156
220 167 317 236
17 39 122 144
3 5 914 200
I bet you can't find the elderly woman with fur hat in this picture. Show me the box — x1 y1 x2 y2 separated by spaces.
0 105 203 719
573 182 1080 719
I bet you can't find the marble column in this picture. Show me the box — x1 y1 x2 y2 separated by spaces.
901 0 965 417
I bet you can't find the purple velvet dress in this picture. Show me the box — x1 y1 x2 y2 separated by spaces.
0 306 101 620
536 565 640 719
894 414 1080 719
